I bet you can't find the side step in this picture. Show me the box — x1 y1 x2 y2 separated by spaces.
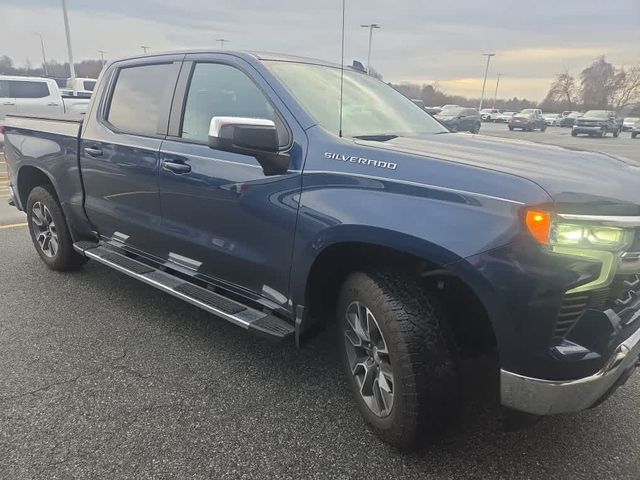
73 243 294 340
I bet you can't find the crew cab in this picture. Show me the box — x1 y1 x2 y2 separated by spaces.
572 110 621 137
4 51 640 450
0 75 90 140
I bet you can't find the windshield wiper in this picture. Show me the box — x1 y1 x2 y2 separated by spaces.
352 134 399 142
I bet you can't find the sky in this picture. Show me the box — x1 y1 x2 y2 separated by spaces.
0 0 638 101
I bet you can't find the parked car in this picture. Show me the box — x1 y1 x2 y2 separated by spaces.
479 108 500 122
440 104 460 110
495 111 516 123
543 113 562 126
0 75 90 145
559 111 583 127
61 77 97 98
0 75 89 121
622 117 639 131
434 106 481 133
631 119 640 138
508 111 547 131
572 110 621 137
424 106 442 115
520 108 542 116
5 50 640 450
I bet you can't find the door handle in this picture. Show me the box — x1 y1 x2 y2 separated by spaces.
47 103 60 107
162 160 191 174
2 102 15 106
84 146 103 157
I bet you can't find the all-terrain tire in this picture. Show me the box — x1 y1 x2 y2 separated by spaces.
337 270 459 450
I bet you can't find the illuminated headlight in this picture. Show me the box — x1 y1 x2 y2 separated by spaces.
552 223 631 250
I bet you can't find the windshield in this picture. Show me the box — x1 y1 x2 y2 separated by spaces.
584 110 609 118
520 109 537 114
266 61 446 138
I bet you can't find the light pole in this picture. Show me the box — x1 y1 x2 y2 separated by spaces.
34 32 48 77
360 24 381 75
98 50 106 67
217 39 229 50
61 0 77 95
141 46 150 53
478 53 495 112
493 74 502 109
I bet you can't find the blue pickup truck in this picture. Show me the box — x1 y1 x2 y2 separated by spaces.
4 51 640 449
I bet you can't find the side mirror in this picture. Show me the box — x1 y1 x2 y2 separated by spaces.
208 116 289 175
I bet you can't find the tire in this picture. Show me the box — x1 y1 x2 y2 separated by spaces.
633 132 638 139
26 185 87 271
571 130 578 137
508 126 514 131
541 125 547 132
613 129 619 138
337 270 459 449
472 123 480 134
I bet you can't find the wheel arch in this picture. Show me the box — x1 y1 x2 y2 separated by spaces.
293 227 502 357
16 164 59 209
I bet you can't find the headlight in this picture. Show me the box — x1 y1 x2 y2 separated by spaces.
525 210 634 251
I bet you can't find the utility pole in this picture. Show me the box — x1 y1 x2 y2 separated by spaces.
217 39 229 50
141 46 150 53
478 53 495 111
34 33 48 77
360 24 381 75
61 0 77 96
493 74 502 109
98 50 106 67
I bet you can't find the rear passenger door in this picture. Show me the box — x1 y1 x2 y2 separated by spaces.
80 56 183 257
11 79 61 116
0 80 16 121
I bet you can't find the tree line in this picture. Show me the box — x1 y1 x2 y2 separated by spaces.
540 56 640 114
0 55 103 79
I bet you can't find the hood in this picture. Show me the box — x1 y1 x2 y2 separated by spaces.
355 133 640 213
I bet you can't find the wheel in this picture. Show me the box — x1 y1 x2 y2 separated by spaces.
613 129 619 138
26 186 87 271
633 132 638 139
337 270 459 449
541 125 547 132
472 123 480 134
600 128 606 137
571 130 578 137
508 126 514 131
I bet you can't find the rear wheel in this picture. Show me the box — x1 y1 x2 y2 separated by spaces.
541 125 547 132
337 270 459 449
508 126 514 131
26 186 87 271
633 132 638 139
613 128 619 138
571 129 578 137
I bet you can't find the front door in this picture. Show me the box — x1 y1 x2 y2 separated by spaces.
80 58 182 256
158 56 305 307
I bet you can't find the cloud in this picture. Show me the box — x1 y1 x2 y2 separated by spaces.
1 0 638 100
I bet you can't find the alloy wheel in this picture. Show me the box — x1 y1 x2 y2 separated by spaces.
344 301 394 417
31 202 58 258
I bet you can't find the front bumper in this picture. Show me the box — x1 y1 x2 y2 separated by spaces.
501 325 640 415
573 125 604 134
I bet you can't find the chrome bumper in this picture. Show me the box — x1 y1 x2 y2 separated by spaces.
501 326 640 415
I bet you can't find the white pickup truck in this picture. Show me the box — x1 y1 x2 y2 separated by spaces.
0 75 90 139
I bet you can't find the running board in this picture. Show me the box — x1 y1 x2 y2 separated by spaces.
73 243 294 340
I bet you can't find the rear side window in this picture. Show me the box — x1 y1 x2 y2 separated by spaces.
9 80 50 98
83 80 96 92
107 63 176 137
181 63 276 143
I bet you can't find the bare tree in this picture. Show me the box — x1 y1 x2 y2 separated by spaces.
541 71 578 111
580 56 617 109
611 66 640 110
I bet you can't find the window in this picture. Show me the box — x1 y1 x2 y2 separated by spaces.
266 61 446 138
83 80 96 92
107 63 176 136
0 80 10 98
181 63 275 143
9 80 50 98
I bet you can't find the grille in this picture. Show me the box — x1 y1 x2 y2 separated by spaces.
608 274 640 311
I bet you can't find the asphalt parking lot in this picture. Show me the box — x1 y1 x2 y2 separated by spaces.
480 121 639 162
1 130 639 479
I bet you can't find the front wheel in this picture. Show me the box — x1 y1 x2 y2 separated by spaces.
613 129 619 138
26 186 87 271
571 129 578 137
541 125 547 132
337 270 459 449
